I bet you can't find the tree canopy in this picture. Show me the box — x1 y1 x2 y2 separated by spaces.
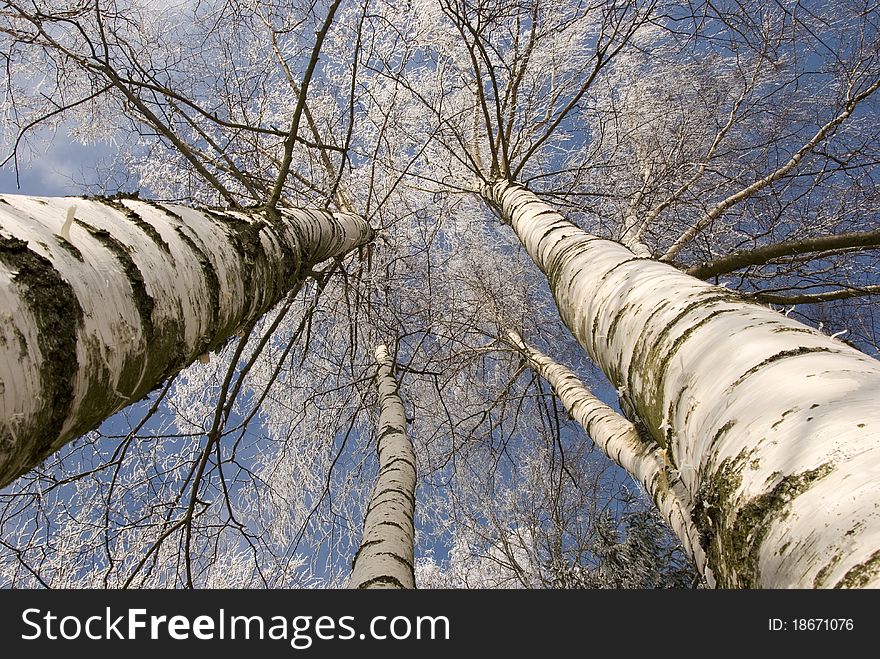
0 0 878 588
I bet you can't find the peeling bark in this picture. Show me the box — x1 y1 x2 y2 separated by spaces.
349 344 416 589
484 180 880 588
0 195 373 487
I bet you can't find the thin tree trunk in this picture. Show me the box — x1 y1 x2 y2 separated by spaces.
483 180 880 588
0 194 373 488
506 330 709 581
349 344 416 589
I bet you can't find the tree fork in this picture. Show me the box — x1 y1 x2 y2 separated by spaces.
0 195 373 488
349 344 417 589
483 180 880 588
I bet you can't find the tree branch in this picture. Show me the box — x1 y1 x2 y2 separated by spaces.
751 285 880 305
265 0 344 210
686 229 880 279
661 77 880 263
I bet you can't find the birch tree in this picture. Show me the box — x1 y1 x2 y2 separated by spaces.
0 0 399 585
397 0 880 586
505 330 706 576
486 181 880 587
0 194 372 488
349 344 416 588
1 0 878 589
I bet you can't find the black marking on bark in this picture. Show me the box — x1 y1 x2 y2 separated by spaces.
75 220 154 343
377 425 405 441
173 226 220 355
375 520 410 533
374 550 415 571
596 256 645 285
604 302 632 347
528 208 561 220
355 575 407 589
544 235 599 282
350 539 382 567
729 347 838 392
0 236 82 484
149 202 185 223
365 487 416 515
533 222 576 264
54 235 84 261
769 408 797 431
211 209 303 316
96 198 173 256
12 325 28 359
379 456 417 473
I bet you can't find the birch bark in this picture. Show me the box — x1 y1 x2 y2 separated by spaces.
506 330 708 581
349 344 416 589
0 194 372 487
484 180 880 588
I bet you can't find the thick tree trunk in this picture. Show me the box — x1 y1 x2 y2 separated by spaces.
483 180 880 588
506 330 709 581
349 344 416 589
0 194 373 488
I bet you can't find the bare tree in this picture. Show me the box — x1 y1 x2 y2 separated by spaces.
1 0 878 589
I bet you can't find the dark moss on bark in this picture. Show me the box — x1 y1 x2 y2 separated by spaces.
834 549 880 589
692 453 833 588
813 552 843 587
0 235 82 486
625 292 741 443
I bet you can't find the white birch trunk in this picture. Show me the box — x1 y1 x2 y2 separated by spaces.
506 330 709 580
349 344 416 589
484 180 880 588
0 194 373 488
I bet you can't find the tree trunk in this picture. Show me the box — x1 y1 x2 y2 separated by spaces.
483 180 880 588
0 194 373 488
349 344 416 589
506 330 708 581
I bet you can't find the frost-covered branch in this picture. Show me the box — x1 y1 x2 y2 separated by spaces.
661 78 880 263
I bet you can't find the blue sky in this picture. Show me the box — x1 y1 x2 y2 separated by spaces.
0 131 112 196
